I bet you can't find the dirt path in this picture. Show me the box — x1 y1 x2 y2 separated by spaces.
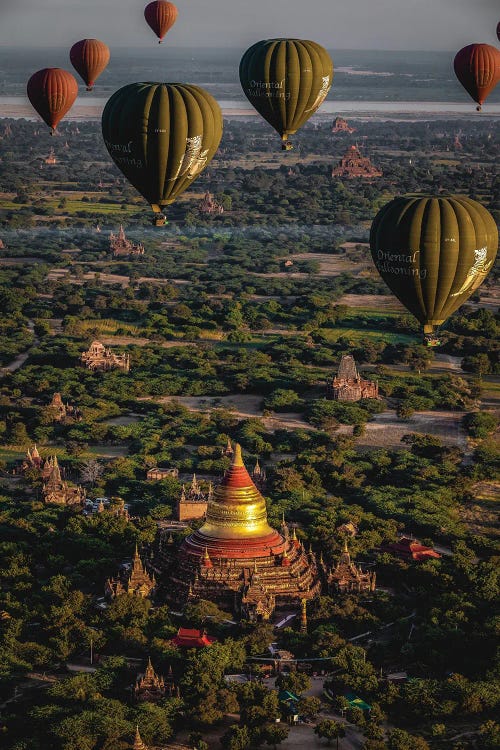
2 320 38 373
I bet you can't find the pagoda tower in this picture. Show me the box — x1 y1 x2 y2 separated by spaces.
156 445 321 620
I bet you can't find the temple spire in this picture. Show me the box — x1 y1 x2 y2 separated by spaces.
233 443 244 467
133 726 147 750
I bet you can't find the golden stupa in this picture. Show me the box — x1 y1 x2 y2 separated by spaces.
155 445 322 620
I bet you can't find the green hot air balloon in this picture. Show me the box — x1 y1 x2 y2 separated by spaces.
102 83 223 224
239 39 333 150
370 195 498 345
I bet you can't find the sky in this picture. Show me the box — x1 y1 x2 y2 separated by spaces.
0 0 498 51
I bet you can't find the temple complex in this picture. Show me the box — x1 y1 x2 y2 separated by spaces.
81 340 130 372
331 145 382 178
46 392 81 423
175 475 213 522
327 355 379 401
42 456 86 506
134 658 167 702
110 225 145 257
105 545 156 599
155 445 321 621
332 117 355 134
325 540 376 594
199 191 224 215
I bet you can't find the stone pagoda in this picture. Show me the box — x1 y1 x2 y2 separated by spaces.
105 545 156 599
175 475 213 522
327 355 379 402
81 340 130 373
325 540 376 594
331 145 382 178
155 445 321 621
42 455 86 506
134 657 167 702
110 225 144 257
332 117 355 134
44 148 57 165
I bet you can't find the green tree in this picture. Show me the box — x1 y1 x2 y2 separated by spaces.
315 719 346 748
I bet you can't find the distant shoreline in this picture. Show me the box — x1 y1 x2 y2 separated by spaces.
1 97 499 121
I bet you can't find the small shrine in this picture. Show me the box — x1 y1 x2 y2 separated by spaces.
325 540 376 594
331 145 382 178
46 392 81 423
332 117 355 134
81 340 130 373
134 657 167 702
110 225 144 257
42 456 86 506
327 355 379 402
199 191 224 215
175 474 213 522
105 545 156 599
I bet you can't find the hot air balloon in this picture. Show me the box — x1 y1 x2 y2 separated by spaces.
27 68 78 134
239 39 333 150
454 44 500 111
497 22 500 43
144 1 178 44
70 39 110 91
370 195 498 345
102 82 222 225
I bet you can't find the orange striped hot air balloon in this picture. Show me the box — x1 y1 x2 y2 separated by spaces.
70 39 110 91
27 68 78 133
144 1 178 43
453 43 500 111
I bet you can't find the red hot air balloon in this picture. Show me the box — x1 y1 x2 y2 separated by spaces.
27 68 78 133
454 43 500 111
70 39 110 91
144 1 178 43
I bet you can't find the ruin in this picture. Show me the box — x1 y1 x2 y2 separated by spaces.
199 191 224 215
324 540 376 594
42 456 86 506
332 117 355 134
105 545 156 599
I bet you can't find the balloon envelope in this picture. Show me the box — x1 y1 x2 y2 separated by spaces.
144 1 178 42
70 39 110 90
239 39 333 146
453 43 500 108
27 68 78 131
370 195 498 335
101 82 222 218
497 22 500 43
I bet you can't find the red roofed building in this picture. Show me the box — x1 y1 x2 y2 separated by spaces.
384 536 441 562
171 627 217 648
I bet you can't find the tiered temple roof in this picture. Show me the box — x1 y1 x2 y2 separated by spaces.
42 455 86 506
47 392 81 423
327 355 379 402
81 340 130 372
331 145 382 178
171 627 217 648
105 545 156 599
110 225 145 257
156 445 321 621
325 540 376 594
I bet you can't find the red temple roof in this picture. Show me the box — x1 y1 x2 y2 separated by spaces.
171 627 217 648
386 537 441 561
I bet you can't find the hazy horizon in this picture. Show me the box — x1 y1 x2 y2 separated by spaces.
0 0 498 51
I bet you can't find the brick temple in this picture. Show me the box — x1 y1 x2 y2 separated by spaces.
327 355 379 401
110 225 144 257
331 145 382 178
155 445 321 621
105 545 156 599
81 340 130 372
42 455 86 506
332 117 355 134
199 191 224 215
